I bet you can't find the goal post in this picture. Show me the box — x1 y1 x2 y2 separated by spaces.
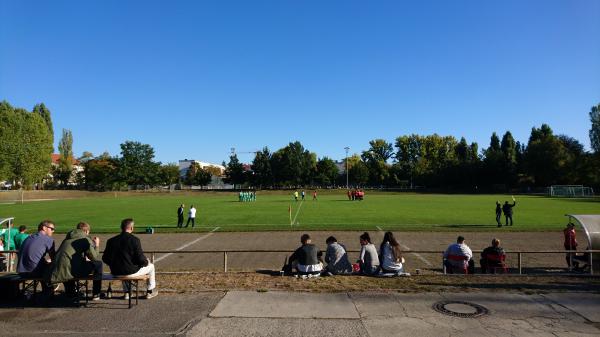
548 185 595 197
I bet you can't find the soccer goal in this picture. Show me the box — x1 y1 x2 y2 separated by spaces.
548 185 595 197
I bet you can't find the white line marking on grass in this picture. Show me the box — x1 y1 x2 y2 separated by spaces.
154 226 220 263
291 201 304 226
375 226 433 267
399 243 433 267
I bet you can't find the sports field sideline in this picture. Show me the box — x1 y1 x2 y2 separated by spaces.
1 191 598 233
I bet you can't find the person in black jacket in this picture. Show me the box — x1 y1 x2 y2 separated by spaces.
502 198 516 226
288 234 323 276
102 218 158 299
177 204 185 228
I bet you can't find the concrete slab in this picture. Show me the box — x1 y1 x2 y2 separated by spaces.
209 291 360 319
186 317 367 337
543 292 600 323
0 293 224 336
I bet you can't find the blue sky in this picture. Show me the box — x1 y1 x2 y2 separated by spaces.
1 1 599 164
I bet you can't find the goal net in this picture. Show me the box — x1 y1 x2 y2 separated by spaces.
548 185 595 197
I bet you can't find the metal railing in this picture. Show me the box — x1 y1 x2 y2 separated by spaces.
140 249 597 275
3 250 598 275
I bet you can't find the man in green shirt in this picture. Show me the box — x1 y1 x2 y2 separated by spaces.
14 225 29 251
1 222 19 251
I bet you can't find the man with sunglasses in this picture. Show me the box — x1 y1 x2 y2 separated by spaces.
17 220 57 292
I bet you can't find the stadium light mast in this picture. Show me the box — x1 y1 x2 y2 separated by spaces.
344 146 349 189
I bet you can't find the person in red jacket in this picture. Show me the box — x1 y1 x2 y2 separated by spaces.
563 222 578 270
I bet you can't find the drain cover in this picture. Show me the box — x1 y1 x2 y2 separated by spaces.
432 301 489 318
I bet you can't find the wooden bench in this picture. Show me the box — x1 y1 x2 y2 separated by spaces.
6 273 149 309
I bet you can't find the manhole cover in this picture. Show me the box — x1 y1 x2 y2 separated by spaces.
432 301 489 318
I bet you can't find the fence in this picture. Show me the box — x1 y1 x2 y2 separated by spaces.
2 250 597 275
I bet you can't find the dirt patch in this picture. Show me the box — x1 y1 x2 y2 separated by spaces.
157 272 600 293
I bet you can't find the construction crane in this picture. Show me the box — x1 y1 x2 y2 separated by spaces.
230 148 260 156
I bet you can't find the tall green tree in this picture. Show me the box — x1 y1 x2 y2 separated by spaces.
83 156 118 191
55 128 74 186
33 103 54 151
314 157 339 186
483 132 504 186
365 139 394 162
118 141 161 187
590 103 600 153
349 160 369 186
0 101 53 188
159 163 181 185
223 154 246 188
525 124 570 186
500 131 518 186
251 147 273 188
269 141 315 186
361 139 393 185
184 162 212 186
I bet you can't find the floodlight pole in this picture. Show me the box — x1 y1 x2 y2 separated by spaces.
344 147 349 189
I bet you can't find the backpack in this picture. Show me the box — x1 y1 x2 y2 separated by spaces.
281 256 293 276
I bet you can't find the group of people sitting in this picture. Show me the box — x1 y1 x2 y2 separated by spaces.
14 218 157 300
443 236 507 274
284 231 407 277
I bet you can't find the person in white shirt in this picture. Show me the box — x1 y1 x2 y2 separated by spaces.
443 236 474 273
379 231 405 274
186 205 197 228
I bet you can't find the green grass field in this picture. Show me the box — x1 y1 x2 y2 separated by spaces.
1 192 598 233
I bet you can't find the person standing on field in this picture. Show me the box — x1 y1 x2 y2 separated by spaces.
177 204 185 228
563 222 577 270
186 205 196 228
495 201 502 227
502 197 516 226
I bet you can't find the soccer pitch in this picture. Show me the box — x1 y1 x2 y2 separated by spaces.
0 192 598 233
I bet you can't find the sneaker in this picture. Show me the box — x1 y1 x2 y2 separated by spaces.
91 294 101 301
145 290 158 299
123 293 130 300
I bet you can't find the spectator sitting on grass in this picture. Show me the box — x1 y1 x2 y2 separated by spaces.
358 232 380 275
289 233 323 276
323 236 352 276
379 231 405 275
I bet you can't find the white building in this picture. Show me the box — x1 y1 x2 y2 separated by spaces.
178 159 225 177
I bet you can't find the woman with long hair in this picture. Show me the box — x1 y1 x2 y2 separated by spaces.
358 232 379 275
379 231 405 274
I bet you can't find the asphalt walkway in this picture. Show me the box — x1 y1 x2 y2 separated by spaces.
1 291 599 337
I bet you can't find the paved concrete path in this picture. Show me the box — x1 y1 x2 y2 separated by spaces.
1 291 599 336
189 291 600 337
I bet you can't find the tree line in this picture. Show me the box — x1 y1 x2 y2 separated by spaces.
1 99 599 192
225 103 600 191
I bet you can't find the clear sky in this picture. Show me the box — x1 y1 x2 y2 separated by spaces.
1 1 599 164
